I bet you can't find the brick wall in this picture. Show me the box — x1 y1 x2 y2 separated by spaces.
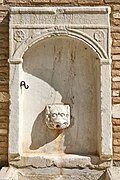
111 3 120 161
0 0 120 166
0 5 9 167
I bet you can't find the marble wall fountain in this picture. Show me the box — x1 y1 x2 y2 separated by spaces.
0 6 112 179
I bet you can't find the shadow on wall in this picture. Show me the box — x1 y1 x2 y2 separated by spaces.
29 107 74 151
29 109 63 150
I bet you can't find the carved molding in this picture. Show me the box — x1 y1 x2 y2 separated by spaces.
11 29 109 63
9 7 111 61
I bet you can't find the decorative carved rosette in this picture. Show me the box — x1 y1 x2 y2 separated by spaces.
94 31 104 42
14 30 25 42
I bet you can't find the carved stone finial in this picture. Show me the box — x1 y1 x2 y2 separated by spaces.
45 104 70 130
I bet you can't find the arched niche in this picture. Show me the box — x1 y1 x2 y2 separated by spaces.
22 35 100 155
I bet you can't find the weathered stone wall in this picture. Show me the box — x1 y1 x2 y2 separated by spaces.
0 0 120 166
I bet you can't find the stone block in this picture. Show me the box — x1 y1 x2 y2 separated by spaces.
0 81 8 85
113 146 120 153
113 40 120 47
0 148 7 155
0 129 7 135
112 70 120 77
112 33 120 40
0 123 7 129
105 0 120 3
0 110 9 116
0 117 8 123
0 67 8 73
0 92 9 102
113 12 120 19
0 6 9 10
112 61 120 69
113 138 120 146
0 102 8 110
111 26 120 33
0 142 7 148
112 55 120 60
0 61 8 67
112 5 120 11
112 47 120 54
0 38 8 47
113 77 120 81
0 33 8 40
0 84 9 92
0 54 8 59
113 97 120 104
17 170 105 180
113 133 120 139
0 155 7 161
113 126 120 132
32 0 49 3
0 49 8 55
51 0 77 3
5 0 16 2
19 0 31 3
112 90 120 96
0 167 106 180
9 155 93 169
113 153 120 160
111 19 120 26
112 82 120 89
113 104 120 118
0 73 8 82
113 118 120 125
78 0 103 4
107 168 120 180
0 136 7 142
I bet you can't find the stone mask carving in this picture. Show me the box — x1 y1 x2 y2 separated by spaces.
45 104 70 130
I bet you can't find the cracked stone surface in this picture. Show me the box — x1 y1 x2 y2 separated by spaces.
9 154 111 170
0 166 106 180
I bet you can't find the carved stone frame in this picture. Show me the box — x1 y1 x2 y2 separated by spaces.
9 7 112 161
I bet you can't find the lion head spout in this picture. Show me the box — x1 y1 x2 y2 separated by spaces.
45 104 70 130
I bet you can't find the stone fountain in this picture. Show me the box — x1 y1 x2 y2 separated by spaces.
0 6 112 179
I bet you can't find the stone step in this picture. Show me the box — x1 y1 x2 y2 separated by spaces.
106 167 120 180
0 166 107 180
